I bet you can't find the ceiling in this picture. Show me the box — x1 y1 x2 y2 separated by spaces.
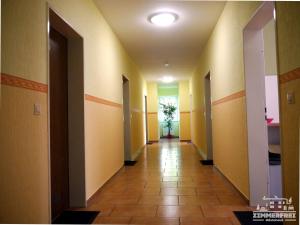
94 0 225 82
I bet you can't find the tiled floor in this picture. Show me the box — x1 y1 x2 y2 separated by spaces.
78 140 251 224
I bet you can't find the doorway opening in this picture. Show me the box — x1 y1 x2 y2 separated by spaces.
144 95 149 144
158 84 179 139
48 8 86 221
243 2 282 206
122 75 132 162
203 73 213 165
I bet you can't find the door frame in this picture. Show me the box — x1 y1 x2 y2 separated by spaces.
144 95 149 144
243 1 279 206
204 72 213 160
122 75 132 161
47 6 86 221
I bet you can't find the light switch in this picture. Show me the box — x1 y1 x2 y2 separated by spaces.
34 103 41 116
287 92 295 104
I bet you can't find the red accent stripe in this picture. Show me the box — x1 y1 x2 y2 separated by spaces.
85 94 122 108
1 73 48 93
180 111 190 114
212 90 245 106
279 67 300 84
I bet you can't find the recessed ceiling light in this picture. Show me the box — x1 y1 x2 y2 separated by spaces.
161 76 174 83
149 12 178 27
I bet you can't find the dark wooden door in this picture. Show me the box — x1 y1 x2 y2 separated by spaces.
50 27 69 220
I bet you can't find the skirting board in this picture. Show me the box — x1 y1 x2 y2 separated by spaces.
191 142 207 160
198 149 207 160
214 165 249 203
180 140 191 143
131 144 146 161
200 160 214 165
87 166 124 206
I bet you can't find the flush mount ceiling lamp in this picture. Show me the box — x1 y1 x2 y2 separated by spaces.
161 76 174 83
149 12 178 27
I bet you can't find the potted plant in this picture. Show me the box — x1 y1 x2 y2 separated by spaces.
160 103 177 138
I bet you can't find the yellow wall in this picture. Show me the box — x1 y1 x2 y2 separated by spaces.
0 86 49 223
276 1 300 217
263 19 277 75
147 82 159 141
191 74 207 156
147 82 158 112
128 65 146 159
1 0 145 223
85 100 124 199
179 80 191 141
191 2 261 198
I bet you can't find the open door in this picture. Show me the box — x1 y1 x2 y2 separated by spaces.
49 26 69 220
122 75 131 161
204 73 213 163
243 2 282 206
145 95 149 144
49 9 86 221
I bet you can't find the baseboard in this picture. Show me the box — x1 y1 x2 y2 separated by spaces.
180 139 191 142
200 159 214 165
191 142 248 203
191 142 207 160
131 144 145 161
214 165 249 204
124 160 137 166
87 166 124 206
148 140 159 143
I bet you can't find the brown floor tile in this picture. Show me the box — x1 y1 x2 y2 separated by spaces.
157 206 203 217
163 177 193 182
130 217 179 225
177 181 198 188
138 195 178 205
201 205 250 218
111 205 157 217
217 194 247 206
161 187 196 196
180 217 233 225
96 194 140 205
83 140 249 224
161 181 178 188
179 196 220 206
82 203 115 216
201 206 227 217
93 216 131 224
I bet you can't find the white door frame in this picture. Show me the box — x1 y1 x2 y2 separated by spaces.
243 1 275 206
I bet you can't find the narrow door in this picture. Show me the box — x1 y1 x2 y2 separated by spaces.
122 76 131 161
145 96 149 143
204 73 213 160
50 26 69 220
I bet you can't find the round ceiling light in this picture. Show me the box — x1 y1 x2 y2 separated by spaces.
149 12 178 27
161 76 174 83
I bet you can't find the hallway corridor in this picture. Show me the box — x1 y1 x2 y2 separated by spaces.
84 140 250 224
1 1 299 223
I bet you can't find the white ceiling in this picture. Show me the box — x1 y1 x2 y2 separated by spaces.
94 0 225 82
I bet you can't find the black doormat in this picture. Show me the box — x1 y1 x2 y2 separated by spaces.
234 211 283 225
52 210 99 224
200 160 213 165
124 160 137 166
